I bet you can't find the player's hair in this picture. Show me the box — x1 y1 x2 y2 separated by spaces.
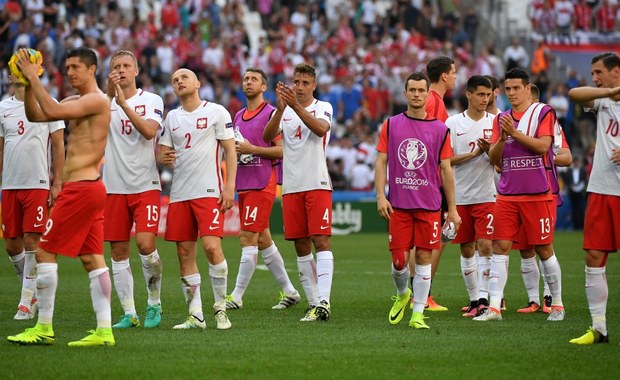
404 72 429 90
466 75 492 93
484 75 500 91
530 83 540 101
504 67 529 86
426 56 454 83
245 67 268 85
591 52 620 70
66 47 98 68
294 63 316 78
110 50 138 68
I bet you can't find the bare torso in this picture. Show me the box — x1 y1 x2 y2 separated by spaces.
61 93 110 182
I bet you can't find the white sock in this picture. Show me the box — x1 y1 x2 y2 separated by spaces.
520 256 541 305
209 260 228 311
140 250 162 306
585 266 607 335
181 273 203 320
89 267 112 329
460 255 478 301
112 258 136 316
392 265 410 295
19 250 37 308
412 263 431 313
539 257 551 297
489 254 509 310
541 254 563 306
262 243 296 295
297 253 318 306
36 263 58 325
231 246 258 301
477 255 491 300
316 250 333 304
9 252 25 282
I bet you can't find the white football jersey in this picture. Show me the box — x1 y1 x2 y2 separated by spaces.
279 99 333 194
446 111 496 204
586 98 620 196
0 96 64 190
160 101 234 203
103 89 164 194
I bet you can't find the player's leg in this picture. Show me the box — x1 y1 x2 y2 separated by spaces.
133 191 163 327
7 248 57 345
110 241 140 328
387 210 413 325
69 253 115 347
2 190 26 282
476 238 493 312
19 233 42 319
454 205 477 316
308 190 334 321
517 248 541 313
258 229 300 309
539 256 552 313
283 192 319 321
426 189 450 312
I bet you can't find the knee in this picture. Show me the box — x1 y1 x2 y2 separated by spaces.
391 250 407 270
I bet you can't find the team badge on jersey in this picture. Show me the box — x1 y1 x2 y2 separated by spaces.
398 138 427 170
196 117 208 129
483 129 493 140
135 105 146 117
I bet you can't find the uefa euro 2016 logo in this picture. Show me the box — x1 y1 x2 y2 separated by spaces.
398 138 427 170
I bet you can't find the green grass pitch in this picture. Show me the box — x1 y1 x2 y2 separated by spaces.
0 231 618 379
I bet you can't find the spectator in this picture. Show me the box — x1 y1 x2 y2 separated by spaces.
554 0 574 42
562 158 587 230
329 158 348 191
349 154 374 191
503 38 529 71
339 76 363 124
595 0 616 34
574 0 594 31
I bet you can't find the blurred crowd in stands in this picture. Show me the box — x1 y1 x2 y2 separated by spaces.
0 0 616 224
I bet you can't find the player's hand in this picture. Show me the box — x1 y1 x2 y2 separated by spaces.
477 138 491 154
14 49 41 82
49 182 61 207
275 82 287 111
160 150 176 166
499 114 516 137
377 197 393 220
276 82 298 108
218 187 234 212
114 83 126 106
107 71 120 98
611 148 620 164
235 139 254 155
608 86 620 99
445 209 462 231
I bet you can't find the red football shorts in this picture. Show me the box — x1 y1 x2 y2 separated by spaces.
584 193 620 253
39 180 106 257
282 190 332 240
1 189 49 238
388 209 441 252
493 198 555 246
512 195 560 251
104 190 161 241
165 197 223 241
238 190 274 233
452 202 495 244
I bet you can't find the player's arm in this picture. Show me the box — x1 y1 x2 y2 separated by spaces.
375 151 392 220
219 138 237 212
23 87 47 122
568 85 620 108
488 117 505 167
450 147 483 165
278 82 330 137
156 144 176 167
237 137 282 159
49 128 65 206
554 148 572 167
0 136 4 180
264 87 286 142
113 83 159 140
440 158 461 229
499 113 552 155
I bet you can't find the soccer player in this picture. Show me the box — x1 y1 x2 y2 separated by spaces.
474 67 564 322
8 47 114 346
0 74 64 320
485 75 502 116
377 72 460 329
445 76 496 317
225 68 300 310
157 68 236 330
263 63 334 322
104 50 164 329
515 83 572 315
411 55 457 311
568 52 620 344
